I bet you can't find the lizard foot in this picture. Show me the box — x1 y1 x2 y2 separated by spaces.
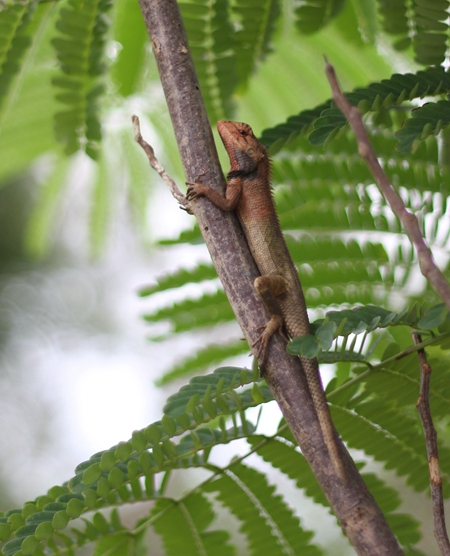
251 315 286 367
186 179 208 200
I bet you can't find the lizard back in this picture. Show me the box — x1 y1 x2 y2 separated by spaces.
234 155 311 340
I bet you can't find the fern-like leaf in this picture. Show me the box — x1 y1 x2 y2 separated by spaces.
0 0 38 109
138 263 218 297
396 99 450 153
151 493 234 556
52 0 112 159
289 303 450 360
260 69 450 150
155 340 249 385
249 434 422 548
294 0 345 34
163 365 268 416
412 0 449 66
0 423 255 556
0 365 276 556
377 0 411 50
204 462 322 555
332 404 431 492
233 0 281 87
179 0 238 121
143 290 235 335
247 435 329 507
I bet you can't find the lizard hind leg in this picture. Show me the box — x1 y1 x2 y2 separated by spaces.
252 275 289 365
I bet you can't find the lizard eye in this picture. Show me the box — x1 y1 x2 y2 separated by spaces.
238 129 247 136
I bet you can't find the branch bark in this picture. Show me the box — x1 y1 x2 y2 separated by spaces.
413 333 450 555
137 1 404 553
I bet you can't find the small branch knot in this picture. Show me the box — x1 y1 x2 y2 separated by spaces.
429 456 442 486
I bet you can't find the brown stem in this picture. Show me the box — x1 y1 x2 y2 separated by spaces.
413 333 450 555
132 116 187 207
325 59 450 311
136 1 404 553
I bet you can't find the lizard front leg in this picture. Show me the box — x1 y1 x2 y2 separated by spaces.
186 178 241 211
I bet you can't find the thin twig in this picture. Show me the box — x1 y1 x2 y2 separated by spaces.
324 59 450 311
132 115 188 207
413 332 450 556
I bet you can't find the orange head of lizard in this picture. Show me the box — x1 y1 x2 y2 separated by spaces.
217 120 266 173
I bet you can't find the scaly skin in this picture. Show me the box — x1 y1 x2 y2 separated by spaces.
187 120 345 481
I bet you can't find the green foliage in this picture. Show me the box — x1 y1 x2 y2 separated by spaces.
298 0 450 68
179 0 238 121
52 0 113 160
295 0 345 34
288 303 450 360
378 0 450 65
1 335 441 555
0 0 444 243
151 494 234 556
378 0 410 48
0 0 39 109
204 462 322 555
2 0 450 555
260 69 450 152
139 128 448 380
397 99 450 153
155 340 249 386
233 0 281 88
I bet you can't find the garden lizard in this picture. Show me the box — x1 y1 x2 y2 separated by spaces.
186 120 345 481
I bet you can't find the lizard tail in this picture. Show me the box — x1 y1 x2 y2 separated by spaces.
301 356 347 483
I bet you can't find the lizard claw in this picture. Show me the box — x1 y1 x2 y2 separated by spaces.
251 317 289 368
180 203 194 215
186 179 208 201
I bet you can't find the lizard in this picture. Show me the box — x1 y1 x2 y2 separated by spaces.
186 120 346 482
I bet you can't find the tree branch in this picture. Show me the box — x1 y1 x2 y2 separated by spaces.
413 333 450 556
136 1 404 553
325 59 450 311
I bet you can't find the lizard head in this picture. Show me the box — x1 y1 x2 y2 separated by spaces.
217 120 266 173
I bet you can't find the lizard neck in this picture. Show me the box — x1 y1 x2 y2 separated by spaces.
232 154 276 222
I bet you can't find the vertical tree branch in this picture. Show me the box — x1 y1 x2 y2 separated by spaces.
413 333 450 556
136 1 404 553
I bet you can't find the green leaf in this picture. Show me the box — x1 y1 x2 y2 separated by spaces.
52 510 69 531
156 340 249 385
288 334 320 358
151 493 234 556
179 0 238 121
316 320 337 350
233 0 281 89
295 0 345 34
33 522 53 541
93 533 143 556
417 303 448 329
204 462 322 555
0 0 39 109
248 435 329 507
52 0 112 158
260 69 450 150
83 463 102 484
109 0 148 97
0 522 12 541
66 498 84 519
